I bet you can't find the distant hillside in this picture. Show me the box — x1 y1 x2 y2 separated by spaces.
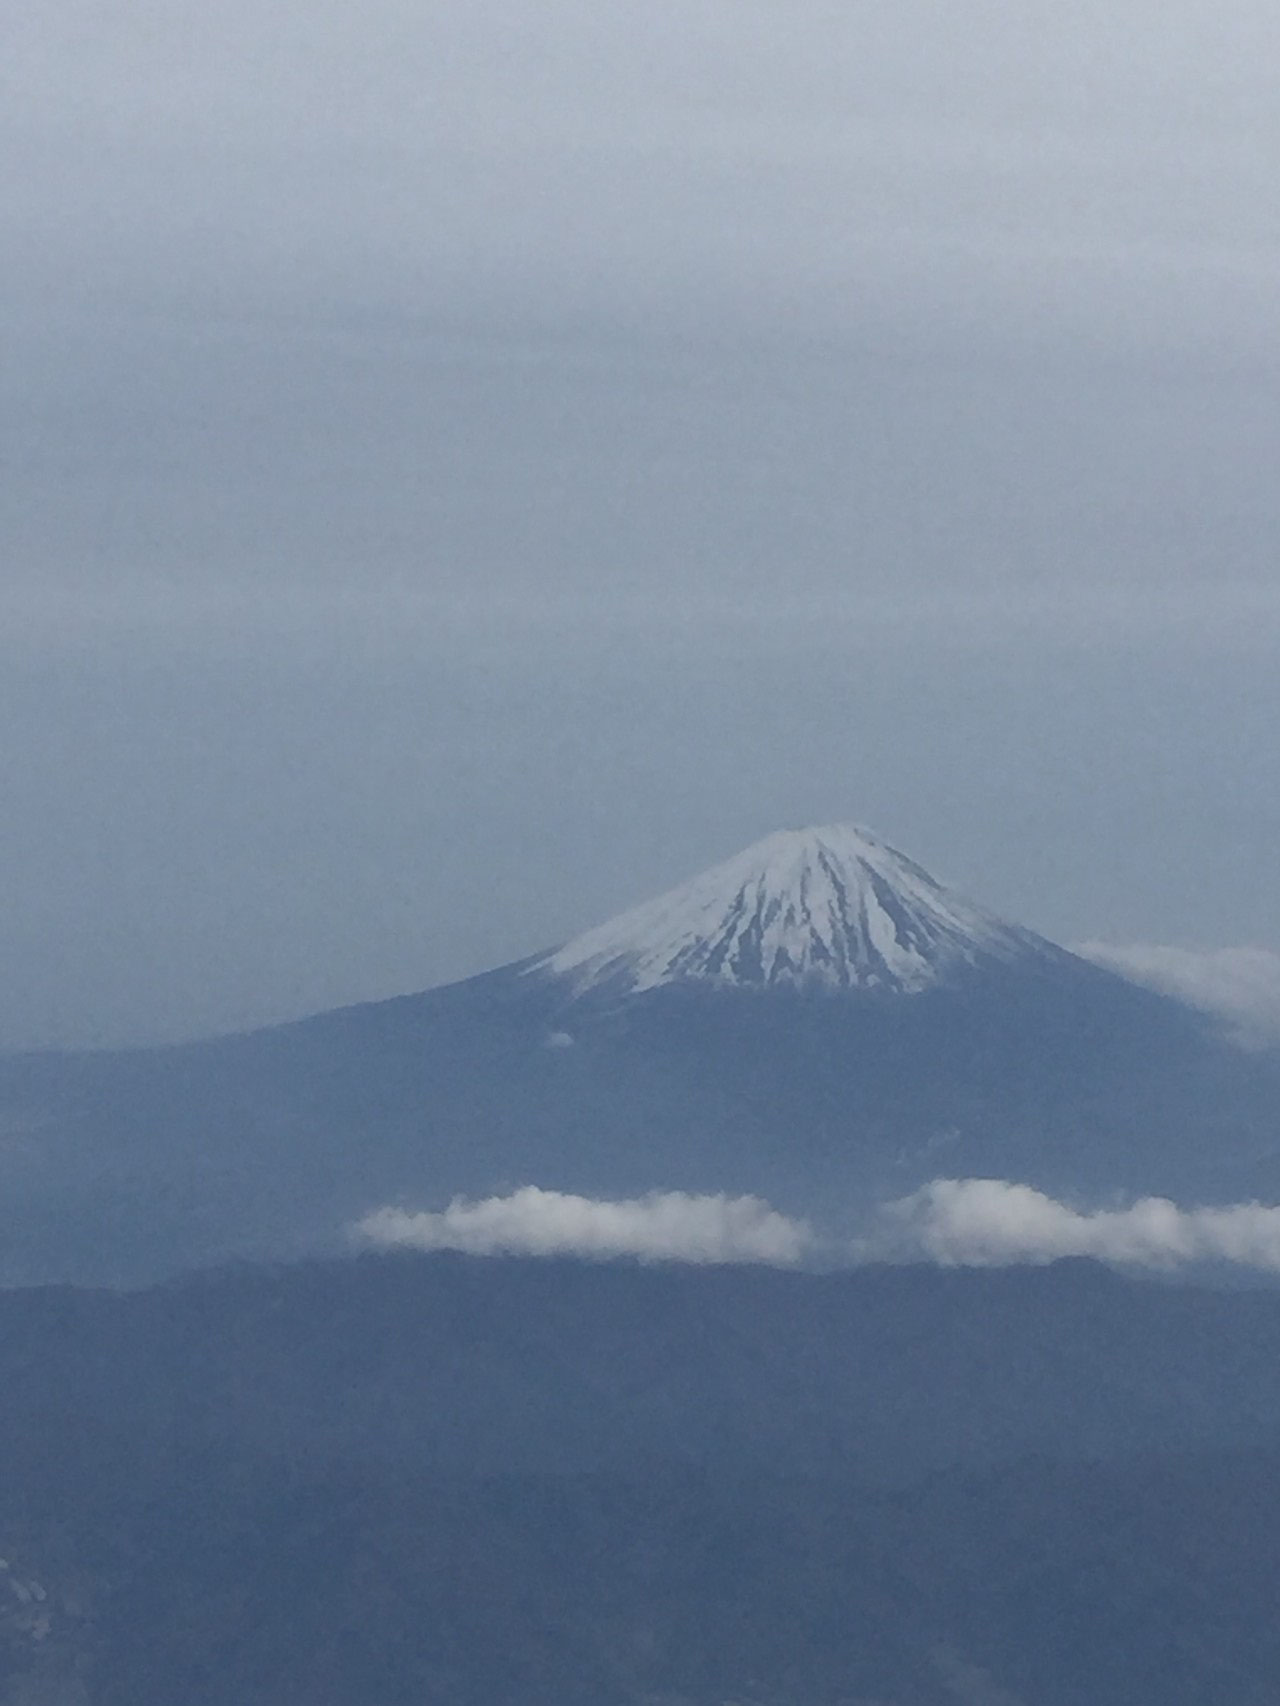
3 1254 1280 1704
8 1253 1280 1486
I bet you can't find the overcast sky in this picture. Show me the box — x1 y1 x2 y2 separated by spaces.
4 0 1279 1048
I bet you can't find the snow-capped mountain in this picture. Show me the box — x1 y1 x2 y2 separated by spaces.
536 824 1058 998
3 819 1280 1287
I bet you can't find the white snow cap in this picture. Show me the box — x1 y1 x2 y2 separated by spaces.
538 824 1047 998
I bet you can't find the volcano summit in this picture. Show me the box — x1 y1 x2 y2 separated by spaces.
537 824 1061 999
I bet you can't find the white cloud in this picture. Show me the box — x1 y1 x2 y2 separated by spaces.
354 1187 814 1266
1077 942 1280 1047
879 1177 1280 1272
357 1179 1280 1274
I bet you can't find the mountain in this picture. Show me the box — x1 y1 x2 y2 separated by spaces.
2 824 1279 1285
5 1253 1280 1705
8 1252 1280 1486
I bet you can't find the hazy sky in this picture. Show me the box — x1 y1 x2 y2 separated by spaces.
4 0 1280 1048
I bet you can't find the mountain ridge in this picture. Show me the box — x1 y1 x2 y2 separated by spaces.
6 1253 1280 1706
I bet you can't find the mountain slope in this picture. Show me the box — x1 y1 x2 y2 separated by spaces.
5 1255 1280 1706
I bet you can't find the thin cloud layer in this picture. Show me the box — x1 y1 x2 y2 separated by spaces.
1078 942 1280 1047
355 1187 813 1266
882 1177 1280 1272
9 0 1280 344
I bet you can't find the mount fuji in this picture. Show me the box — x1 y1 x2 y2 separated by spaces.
2 824 1279 1285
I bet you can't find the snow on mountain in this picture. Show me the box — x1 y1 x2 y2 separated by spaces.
535 824 1055 999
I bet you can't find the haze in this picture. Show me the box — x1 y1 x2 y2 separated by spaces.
4 0 1279 1048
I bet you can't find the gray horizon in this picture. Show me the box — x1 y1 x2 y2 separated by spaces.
4 0 1279 1049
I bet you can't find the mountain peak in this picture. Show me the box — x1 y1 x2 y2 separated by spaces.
536 823 1052 999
